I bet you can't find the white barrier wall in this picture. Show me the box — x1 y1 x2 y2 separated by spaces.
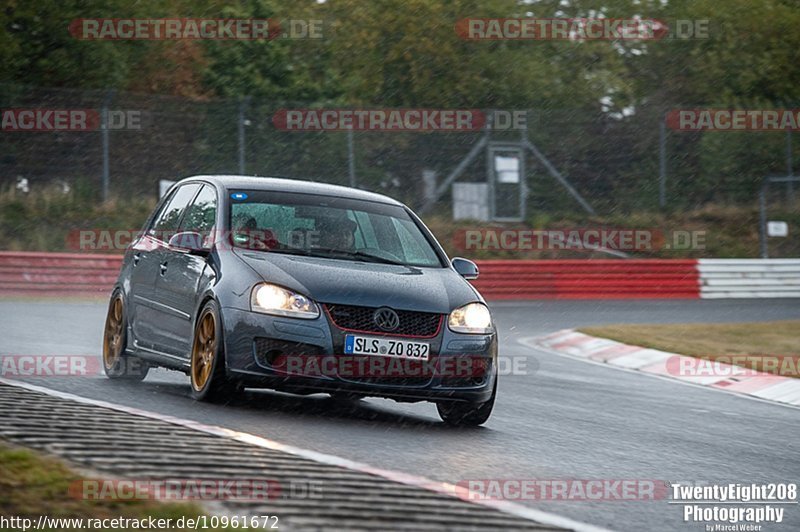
698 259 800 298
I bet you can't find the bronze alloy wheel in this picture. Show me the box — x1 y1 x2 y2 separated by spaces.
102 292 148 381
103 295 125 371
191 309 217 392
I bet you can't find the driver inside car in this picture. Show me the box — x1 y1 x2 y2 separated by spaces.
315 216 357 252
231 213 278 250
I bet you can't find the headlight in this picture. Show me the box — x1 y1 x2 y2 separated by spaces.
448 302 492 334
250 283 319 319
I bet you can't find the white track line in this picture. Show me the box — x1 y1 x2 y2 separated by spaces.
0 377 610 532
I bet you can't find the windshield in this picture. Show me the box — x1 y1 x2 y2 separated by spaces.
228 190 443 268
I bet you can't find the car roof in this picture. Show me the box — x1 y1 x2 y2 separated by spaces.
178 175 405 207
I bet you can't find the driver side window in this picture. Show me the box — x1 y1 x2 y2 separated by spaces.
179 185 217 247
148 184 201 241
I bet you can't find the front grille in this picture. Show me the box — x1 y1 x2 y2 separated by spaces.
325 304 442 337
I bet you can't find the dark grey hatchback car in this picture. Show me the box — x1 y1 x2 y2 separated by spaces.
103 176 497 426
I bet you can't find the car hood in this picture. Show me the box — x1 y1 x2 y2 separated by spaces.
234 250 481 314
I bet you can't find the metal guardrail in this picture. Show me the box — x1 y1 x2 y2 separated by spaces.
698 259 800 298
3 253 799 300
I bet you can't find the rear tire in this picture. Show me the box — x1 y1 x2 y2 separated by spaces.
436 377 496 427
102 291 149 381
190 300 238 402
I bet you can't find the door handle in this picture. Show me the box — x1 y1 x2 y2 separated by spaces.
133 252 141 265
160 262 168 275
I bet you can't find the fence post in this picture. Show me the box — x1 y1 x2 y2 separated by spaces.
659 112 666 208
238 97 250 175
787 129 795 203
759 182 768 259
101 90 114 202
347 127 356 188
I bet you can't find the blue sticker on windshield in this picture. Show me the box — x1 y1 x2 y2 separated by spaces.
231 192 248 201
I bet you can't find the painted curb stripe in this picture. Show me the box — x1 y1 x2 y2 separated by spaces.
524 330 800 408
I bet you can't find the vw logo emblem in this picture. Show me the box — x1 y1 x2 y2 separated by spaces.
373 307 400 331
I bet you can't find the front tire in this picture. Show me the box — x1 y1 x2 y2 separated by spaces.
190 300 238 402
102 291 149 381
436 377 496 427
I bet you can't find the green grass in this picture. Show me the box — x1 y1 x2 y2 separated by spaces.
0 442 229 531
0 183 155 253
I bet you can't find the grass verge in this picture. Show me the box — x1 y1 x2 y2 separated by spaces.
0 441 228 531
579 320 800 377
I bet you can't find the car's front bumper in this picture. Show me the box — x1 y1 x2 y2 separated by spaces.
221 307 497 403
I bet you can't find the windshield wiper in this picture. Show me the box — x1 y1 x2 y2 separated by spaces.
270 245 407 266
338 249 407 266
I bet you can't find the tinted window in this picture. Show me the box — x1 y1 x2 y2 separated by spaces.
149 184 201 238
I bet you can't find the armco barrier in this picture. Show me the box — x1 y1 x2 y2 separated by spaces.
698 259 800 298
1 252 798 300
471 260 700 299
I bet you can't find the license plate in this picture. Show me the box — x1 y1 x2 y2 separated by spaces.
344 335 429 361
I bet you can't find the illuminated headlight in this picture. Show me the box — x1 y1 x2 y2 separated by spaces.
448 303 493 334
250 283 319 319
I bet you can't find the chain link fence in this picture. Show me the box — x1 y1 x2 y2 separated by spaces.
1 83 797 217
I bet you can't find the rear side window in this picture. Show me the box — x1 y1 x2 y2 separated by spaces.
149 183 201 239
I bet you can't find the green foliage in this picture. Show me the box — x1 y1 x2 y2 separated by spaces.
1 0 799 214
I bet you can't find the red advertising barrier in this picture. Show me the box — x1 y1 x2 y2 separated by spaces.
0 252 700 300
471 260 700 299
0 251 122 297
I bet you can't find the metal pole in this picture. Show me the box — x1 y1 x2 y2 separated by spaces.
347 128 356 188
759 183 768 259
101 91 112 202
520 115 528 220
659 114 666 208
787 129 794 203
237 98 247 175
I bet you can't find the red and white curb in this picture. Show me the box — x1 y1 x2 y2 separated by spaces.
0 377 609 532
523 330 800 408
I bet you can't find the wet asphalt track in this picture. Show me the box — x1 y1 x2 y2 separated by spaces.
1 298 799 531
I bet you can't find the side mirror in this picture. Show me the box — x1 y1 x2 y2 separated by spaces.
168 231 209 256
452 257 479 280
